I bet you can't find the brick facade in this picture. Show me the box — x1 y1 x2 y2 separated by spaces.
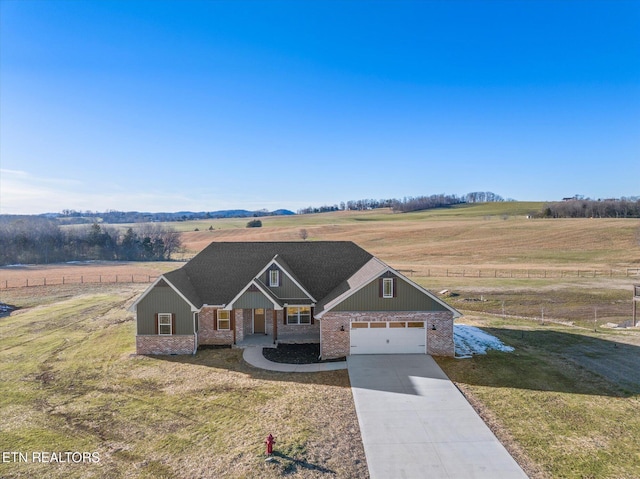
138 308 454 357
320 314 351 359
278 309 320 340
320 311 455 359
136 335 196 355
425 311 455 357
198 307 234 346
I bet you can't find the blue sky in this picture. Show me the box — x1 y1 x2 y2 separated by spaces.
1 0 639 214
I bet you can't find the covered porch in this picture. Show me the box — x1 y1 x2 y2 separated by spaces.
234 307 320 346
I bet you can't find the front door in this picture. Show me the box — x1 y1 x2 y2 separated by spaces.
254 308 266 334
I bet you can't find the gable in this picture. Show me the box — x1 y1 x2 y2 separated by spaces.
232 287 278 309
136 282 194 335
331 274 450 312
261 264 313 301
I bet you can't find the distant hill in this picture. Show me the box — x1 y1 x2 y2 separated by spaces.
33 209 296 225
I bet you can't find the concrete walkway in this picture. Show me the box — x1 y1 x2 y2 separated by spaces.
242 346 347 372
348 355 528 479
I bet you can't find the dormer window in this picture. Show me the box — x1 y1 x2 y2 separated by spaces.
269 269 280 287
382 278 395 298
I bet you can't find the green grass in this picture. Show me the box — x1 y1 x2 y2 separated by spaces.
437 316 640 478
0 285 368 479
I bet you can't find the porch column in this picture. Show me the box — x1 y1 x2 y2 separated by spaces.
273 310 278 343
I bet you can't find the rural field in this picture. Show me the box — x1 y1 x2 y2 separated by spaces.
1 203 640 478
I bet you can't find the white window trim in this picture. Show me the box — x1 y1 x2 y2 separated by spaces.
217 310 231 330
382 278 394 298
158 313 172 335
287 306 312 325
269 269 280 287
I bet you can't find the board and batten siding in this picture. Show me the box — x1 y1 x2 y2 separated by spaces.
232 289 275 309
137 282 194 335
264 267 310 300
332 276 449 312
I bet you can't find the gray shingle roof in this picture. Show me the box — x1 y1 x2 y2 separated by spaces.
166 241 373 308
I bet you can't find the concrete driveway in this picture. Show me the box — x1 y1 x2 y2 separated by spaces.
347 355 528 479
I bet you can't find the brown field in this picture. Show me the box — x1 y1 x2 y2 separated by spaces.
179 208 640 273
0 262 181 290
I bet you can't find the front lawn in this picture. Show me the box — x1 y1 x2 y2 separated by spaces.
0 285 368 479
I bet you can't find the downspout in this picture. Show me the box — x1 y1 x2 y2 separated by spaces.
193 311 198 355
318 317 323 360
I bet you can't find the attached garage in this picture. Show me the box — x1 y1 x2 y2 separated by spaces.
349 321 426 354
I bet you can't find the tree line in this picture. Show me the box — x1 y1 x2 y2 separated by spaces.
297 192 504 214
540 198 640 218
55 208 293 224
0 217 182 266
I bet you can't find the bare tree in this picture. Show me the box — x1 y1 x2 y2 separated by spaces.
299 229 308 240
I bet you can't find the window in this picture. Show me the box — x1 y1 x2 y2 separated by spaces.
217 310 230 330
382 278 394 298
351 322 368 329
389 322 406 328
287 306 311 325
269 269 280 287
158 313 172 335
370 322 386 328
408 322 424 328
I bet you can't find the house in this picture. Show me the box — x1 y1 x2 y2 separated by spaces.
129 241 461 359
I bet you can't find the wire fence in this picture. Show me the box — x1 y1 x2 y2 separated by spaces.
459 303 637 329
398 268 640 279
1 267 638 290
0 275 158 289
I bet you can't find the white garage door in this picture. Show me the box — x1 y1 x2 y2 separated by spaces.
350 321 426 354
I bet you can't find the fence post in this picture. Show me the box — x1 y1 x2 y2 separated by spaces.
26 279 28 287
131 274 134 283
81 276 83 284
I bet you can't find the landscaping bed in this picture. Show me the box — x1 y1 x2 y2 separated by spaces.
263 343 346 364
